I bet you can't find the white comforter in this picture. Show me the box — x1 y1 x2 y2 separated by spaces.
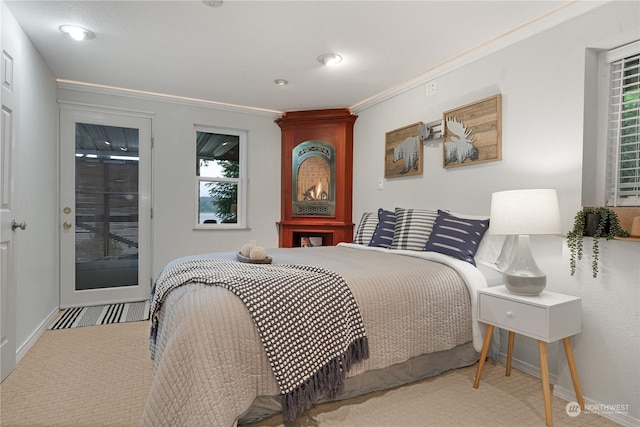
141 244 488 427
339 243 488 351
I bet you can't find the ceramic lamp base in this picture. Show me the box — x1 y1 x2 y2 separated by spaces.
504 272 546 296
503 234 546 296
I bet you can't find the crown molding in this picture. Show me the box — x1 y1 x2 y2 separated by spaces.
350 0 610 114
56 80 283 119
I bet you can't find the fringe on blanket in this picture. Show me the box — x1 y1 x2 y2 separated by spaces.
281 336 369 421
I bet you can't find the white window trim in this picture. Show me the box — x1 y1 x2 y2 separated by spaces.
194 125 248 229
600 40 640 207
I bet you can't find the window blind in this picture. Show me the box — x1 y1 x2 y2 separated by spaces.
606 42 640 206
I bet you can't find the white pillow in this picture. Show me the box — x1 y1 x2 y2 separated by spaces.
476 263 505 287
495 235 516 271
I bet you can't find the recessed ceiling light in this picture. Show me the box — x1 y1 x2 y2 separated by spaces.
317 53 342 66
274 79 288 86
59 25 95 41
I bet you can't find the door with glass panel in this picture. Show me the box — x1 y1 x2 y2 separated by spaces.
60 108 151 308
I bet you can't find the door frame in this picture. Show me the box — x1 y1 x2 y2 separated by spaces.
59 105 153 308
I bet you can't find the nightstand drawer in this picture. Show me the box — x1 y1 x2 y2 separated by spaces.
479 293 546 338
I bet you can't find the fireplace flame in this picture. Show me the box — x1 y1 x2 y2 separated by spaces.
303 180 328 201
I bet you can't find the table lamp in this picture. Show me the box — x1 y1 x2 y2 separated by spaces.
489 189 561 295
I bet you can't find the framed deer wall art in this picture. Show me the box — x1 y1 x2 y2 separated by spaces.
442 94 502 169
385 122 424 178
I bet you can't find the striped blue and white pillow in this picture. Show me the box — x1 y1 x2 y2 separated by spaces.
390 208 438 251
353 212 378 245
368 209 396 248
424 210 490 265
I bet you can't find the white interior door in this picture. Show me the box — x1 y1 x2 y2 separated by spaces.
60 108 152 308
1 16 20 382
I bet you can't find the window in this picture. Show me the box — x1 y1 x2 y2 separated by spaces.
605 41 640 206
195 126 247 228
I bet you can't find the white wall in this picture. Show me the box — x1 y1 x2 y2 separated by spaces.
56 88 282 277
2 3 59 357
553 239 640 426
351 1 639 424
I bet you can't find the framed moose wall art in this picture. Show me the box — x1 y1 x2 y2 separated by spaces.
442 94 502 169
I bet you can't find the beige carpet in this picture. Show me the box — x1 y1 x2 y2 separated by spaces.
0 320 619 427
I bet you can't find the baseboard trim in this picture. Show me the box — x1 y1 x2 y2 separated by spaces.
16 307 60 363
496 351 558 384
501 351 639 427
554 385 639 427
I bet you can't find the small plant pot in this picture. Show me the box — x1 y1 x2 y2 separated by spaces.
584 214 600 237
584 213 611 236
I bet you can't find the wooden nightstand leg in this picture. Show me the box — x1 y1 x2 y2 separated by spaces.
473 324 494 388
562 337 585 410
506 331 515 377
538 340 553 427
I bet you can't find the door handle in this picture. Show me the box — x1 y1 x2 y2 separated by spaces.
11 220 27 231
63 221 72 229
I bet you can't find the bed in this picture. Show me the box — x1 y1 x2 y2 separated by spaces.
141 209 505 427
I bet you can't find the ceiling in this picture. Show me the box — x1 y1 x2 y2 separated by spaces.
5 0 608 114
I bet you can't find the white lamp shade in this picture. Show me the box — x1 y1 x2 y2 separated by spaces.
490 189 561 235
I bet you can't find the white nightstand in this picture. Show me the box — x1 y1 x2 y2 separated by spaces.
473 285 584 427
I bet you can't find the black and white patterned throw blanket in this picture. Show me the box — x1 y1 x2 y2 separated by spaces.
149 258 369 421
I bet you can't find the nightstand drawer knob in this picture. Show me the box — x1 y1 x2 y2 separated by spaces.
506 311 513 317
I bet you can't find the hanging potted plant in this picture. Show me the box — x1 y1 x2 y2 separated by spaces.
567 207 629 278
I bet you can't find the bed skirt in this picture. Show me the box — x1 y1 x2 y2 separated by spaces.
238 341 479 425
